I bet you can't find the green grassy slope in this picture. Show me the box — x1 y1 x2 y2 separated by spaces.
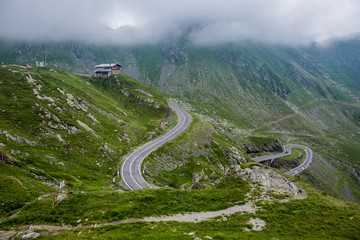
54 192 360 240
0 65 170 218
0 66 359 240
0 38 359 202
121 40 360 203
2 179 359 240
143 114 248 189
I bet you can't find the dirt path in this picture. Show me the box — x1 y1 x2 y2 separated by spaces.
96 201 257 227
0 201 257 239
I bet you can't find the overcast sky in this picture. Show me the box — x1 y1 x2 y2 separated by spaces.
1 0 360 46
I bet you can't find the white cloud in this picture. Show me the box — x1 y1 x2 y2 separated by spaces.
0 0 360 45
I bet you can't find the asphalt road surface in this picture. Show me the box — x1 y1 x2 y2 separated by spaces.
121 103 192 190
251 144 313 175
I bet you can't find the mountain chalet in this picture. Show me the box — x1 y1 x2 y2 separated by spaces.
94 63 122 78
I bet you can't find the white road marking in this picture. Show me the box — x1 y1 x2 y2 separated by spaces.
121 103 192 190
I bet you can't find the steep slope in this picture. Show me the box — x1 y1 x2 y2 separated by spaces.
0 65 360 240
123 40 360 202
0 65 171 218
0 38 359 202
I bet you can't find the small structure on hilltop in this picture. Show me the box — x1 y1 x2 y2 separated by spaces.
94 63 122 79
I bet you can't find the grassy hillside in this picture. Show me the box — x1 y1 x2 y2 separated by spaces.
0 38 359 203
143 113 248 189
0 65 171 218
45 189 360 239
121 40 360 203
1 170 359 240
0 65 359 240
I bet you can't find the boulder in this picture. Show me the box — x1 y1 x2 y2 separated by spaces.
237 165 301 195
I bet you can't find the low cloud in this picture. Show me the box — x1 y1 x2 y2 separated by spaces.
1 0 360 45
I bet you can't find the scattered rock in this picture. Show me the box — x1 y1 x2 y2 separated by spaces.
55 134 65 143
27 76 56 103
76 120 99 138
208 171 218 180
20 229 40 239
87 113 100 125
103 143 116 154
56 193 68 201
135 89 154 97
36 94 55 103
228 147 246 167
0 231 17 240
192 169 206 184
122 134 131 143
69 126 79 134
26 75 37 85
120 89 130 97
117 108 128 117
138 96 154 103
244 218 266 231
37 194 51 200
62 91 89 112
57 88 65 95
0 130 37 146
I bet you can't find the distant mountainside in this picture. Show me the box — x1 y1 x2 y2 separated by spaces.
0 38 360 203
1 52 360 240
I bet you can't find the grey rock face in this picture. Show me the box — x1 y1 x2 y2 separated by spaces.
192 169 206 184
0 130 37 146
20 229 40 239
237 166 300 195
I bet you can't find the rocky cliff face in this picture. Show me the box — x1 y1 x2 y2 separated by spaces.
237 165 304 197
242 141 282 154
262 154 304 172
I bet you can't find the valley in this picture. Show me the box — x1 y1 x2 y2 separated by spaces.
2 1 360 238
0 38 359 239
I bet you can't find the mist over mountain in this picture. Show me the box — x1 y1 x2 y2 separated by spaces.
2 34 359 202
1 0 360 46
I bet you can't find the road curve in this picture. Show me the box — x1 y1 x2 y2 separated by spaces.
251 144 313 175
121 103 192 190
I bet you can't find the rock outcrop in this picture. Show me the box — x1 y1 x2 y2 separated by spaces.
243 141 282 154
237 165 303 196
0 130 37 146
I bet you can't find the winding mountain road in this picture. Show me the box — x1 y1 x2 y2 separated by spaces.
121 103 192 190
251 144 313 175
